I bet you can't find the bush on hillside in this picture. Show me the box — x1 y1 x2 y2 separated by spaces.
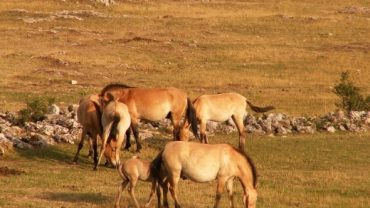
333 71 370 112
18 96 55 125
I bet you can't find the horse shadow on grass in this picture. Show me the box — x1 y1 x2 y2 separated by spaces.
39 191 109 205
15 145 78 165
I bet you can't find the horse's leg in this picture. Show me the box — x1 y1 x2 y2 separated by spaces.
115 180 129 208
92 134 98 167
156 182 162 208
199 119 207 143
168 173 181 208
95 122 112 170
226 178 235 208
232 115 246 151
73 128 87 163
87 136 93 158
124 128 131 150
162 180 170 208
128 179 140 208
144 181 157 207
131 119 142 152
170 113 181 140
214 177 227 208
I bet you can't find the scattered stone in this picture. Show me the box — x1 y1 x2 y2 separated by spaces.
48 104 60 115
70 80 78 85
326 126 336 133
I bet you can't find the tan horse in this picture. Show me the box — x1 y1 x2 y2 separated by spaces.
151 141 258 208
73 94 119 168
73 94 102 166
115 156 163 208
95 93 131 170
99 84 199 152
181 92 274 150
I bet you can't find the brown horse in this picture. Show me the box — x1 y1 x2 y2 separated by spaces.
115 156 163 208
180 92 274 150
73 94 102 166
99 84 199 152
95 93 131 170
151 141 258 208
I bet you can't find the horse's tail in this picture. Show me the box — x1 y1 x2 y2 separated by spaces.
186 98 200 140
150 150 164 183
110 114 120 139
91 100 103 134
234 147 258 188
246 100 275 113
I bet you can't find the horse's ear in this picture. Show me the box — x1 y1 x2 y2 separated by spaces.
107 92 115 102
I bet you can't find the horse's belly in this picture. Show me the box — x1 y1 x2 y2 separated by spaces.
138 107 170 121
182 165 219 182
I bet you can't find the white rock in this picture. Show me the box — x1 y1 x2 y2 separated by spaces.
327 126 336 133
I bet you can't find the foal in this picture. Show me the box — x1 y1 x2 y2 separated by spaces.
115 156 162 208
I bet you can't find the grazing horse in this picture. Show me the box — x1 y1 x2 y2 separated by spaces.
180 92 274 150
115 156 164 208
95 93 131 170
99 84 199 152
151 141 258 208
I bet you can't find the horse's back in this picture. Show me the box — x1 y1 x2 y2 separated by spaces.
163 141 236 182
194 93 246 121
77 94 101 134
125 87 187 120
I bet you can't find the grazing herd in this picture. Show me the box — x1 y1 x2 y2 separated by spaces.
73 83 275 208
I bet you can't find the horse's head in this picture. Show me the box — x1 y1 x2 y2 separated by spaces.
104 139 119 168
244 188 257 208
178 123 190 141
99 92 119 109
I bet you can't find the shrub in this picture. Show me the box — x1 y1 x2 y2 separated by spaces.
18 96 55 125
333 71 370 112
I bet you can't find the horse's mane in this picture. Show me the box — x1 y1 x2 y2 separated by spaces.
100 83 134 96
233 147 258 188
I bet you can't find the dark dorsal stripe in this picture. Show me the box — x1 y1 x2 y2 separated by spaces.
100 83 134 96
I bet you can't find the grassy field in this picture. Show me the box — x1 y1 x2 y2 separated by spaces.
0 1 369 208
0 0 369 115
1 132 369 208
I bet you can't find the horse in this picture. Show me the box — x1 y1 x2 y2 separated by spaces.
151 141 258 208
73 94 119 168
99 84 199 152
95 92 131 170
180 92 274 150
115 155 164 208
73 94 102 166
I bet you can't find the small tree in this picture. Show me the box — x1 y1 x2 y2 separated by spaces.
18 97 55 125
333 71 370 112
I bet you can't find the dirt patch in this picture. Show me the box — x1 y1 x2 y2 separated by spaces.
0 166 25 176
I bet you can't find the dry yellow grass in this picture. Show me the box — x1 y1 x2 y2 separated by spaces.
0 0 369 115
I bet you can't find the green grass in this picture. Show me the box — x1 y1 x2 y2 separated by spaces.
1 132 369 208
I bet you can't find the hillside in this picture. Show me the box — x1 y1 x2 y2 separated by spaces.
0 0 369 115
